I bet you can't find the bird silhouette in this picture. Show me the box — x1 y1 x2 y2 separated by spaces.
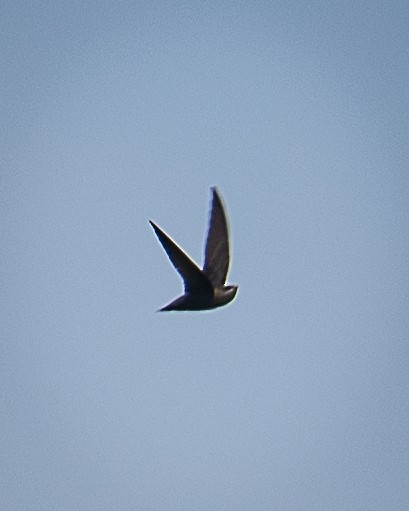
149 187 238 311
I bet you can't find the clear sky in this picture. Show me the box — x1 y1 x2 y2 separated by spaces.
2 1 408 509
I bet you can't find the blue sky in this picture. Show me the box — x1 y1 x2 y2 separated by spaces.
2 1 409 509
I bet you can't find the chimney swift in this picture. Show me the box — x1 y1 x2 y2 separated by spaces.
149 187 238 311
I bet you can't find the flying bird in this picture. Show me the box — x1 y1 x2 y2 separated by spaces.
149 187 238 311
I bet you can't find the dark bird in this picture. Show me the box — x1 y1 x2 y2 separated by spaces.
149 187 238 311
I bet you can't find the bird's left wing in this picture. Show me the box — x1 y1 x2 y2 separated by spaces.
149 220 213 296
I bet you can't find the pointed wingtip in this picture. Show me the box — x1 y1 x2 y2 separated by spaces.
211 187 224 202
149 220 159 233
210 187 218 206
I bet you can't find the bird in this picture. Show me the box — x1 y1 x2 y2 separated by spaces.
149 187 238 311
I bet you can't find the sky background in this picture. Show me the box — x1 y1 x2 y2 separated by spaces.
2 1 409 509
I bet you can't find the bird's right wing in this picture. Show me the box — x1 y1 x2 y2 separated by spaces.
203 187 230 287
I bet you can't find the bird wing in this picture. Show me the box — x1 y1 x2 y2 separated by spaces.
203 187 230 287
149 220 213 295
